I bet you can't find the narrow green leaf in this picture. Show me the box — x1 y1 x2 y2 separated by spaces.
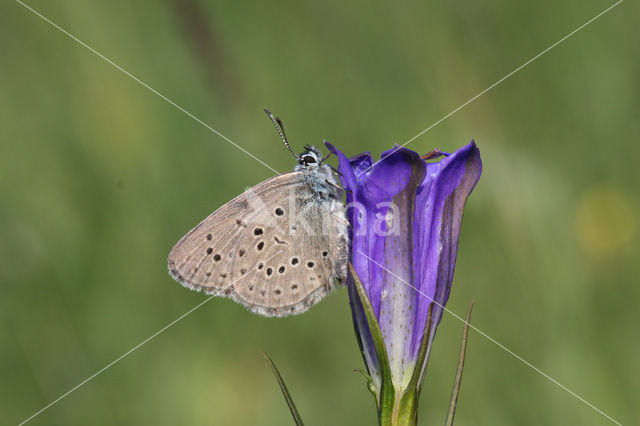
348 263 395 412
444 300 474 426
260 352 304 426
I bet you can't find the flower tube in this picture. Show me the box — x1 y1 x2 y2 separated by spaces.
326 141 482 424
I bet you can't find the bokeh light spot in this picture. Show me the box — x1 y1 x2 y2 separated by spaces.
575 183 637 257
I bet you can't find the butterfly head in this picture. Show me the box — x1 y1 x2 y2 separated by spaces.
299 145 322 167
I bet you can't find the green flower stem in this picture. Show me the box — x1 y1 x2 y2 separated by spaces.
379 388 418 426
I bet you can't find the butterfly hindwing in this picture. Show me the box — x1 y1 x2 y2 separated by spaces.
233 183 347 316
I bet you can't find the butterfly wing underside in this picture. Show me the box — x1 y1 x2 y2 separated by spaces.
168 170 348 317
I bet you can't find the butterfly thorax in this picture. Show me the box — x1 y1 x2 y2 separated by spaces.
293 146 341 199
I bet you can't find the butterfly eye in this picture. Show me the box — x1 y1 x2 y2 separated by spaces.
303 155 317 164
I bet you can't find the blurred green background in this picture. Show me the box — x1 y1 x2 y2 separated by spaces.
1 0 638 424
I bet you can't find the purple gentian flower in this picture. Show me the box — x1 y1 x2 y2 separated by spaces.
326 141 481 423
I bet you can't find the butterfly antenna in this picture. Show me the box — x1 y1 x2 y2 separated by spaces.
264 108 298 160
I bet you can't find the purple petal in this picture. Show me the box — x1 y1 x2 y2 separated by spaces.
412 141 481 374
325 141 381 384
329 140 482 387
325 141 358 195
351 146 428 383
350 152 373 177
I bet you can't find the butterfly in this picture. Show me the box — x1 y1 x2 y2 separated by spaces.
168 110 348 317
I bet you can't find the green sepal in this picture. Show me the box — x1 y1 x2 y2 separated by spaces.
348 263 395 419
260 352 304 426
444 300 474 426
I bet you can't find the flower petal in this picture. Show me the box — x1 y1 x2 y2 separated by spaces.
325 141 381 386
412 141 482 381
329 140 482 392
352 147 427 386
325 141 359 194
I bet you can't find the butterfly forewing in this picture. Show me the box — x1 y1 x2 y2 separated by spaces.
168 168 348 317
